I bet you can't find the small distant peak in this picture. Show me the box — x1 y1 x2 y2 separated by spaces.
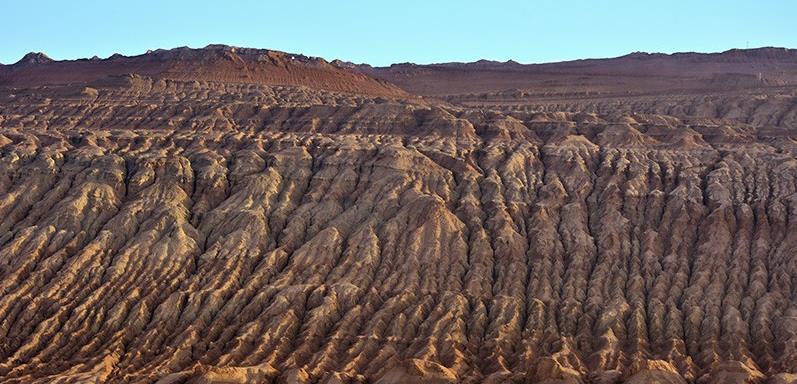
720 46 797 59
331 59 368 69
466 59 516 69
621 51 667 59
197 44 291 61
200 44 273 56
331 59 353 68
203 44 236 51
142 47 189 58
390 62 419 68
14 52 53 66
428 59 524 70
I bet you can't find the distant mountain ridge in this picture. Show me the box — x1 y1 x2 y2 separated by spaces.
0 44 407 98
354 47 797 97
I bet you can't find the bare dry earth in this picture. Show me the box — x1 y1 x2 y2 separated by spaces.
361 48 797 133
0 47 796 383
0 46 406 98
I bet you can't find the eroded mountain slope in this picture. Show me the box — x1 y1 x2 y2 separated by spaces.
0 46 406 98
361 48 797 136
0 75 796 384
360 48 797 98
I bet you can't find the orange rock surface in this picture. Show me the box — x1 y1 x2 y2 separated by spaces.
0 46 796 383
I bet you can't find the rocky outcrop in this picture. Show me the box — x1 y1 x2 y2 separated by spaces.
11 52 53 67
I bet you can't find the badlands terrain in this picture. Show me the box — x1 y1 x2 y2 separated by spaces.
0 45 797 383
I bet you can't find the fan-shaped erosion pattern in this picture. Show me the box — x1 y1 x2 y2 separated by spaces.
0 47 796 383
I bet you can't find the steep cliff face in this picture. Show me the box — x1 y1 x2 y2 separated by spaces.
0 49 796 384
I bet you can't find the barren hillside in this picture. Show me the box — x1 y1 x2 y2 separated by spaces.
0 47 796 383
0 45 407 98
360 48 797 97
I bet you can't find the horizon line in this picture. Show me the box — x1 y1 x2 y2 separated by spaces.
2 44 795 68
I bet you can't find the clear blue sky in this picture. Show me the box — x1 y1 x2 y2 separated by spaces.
2 0 794 66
